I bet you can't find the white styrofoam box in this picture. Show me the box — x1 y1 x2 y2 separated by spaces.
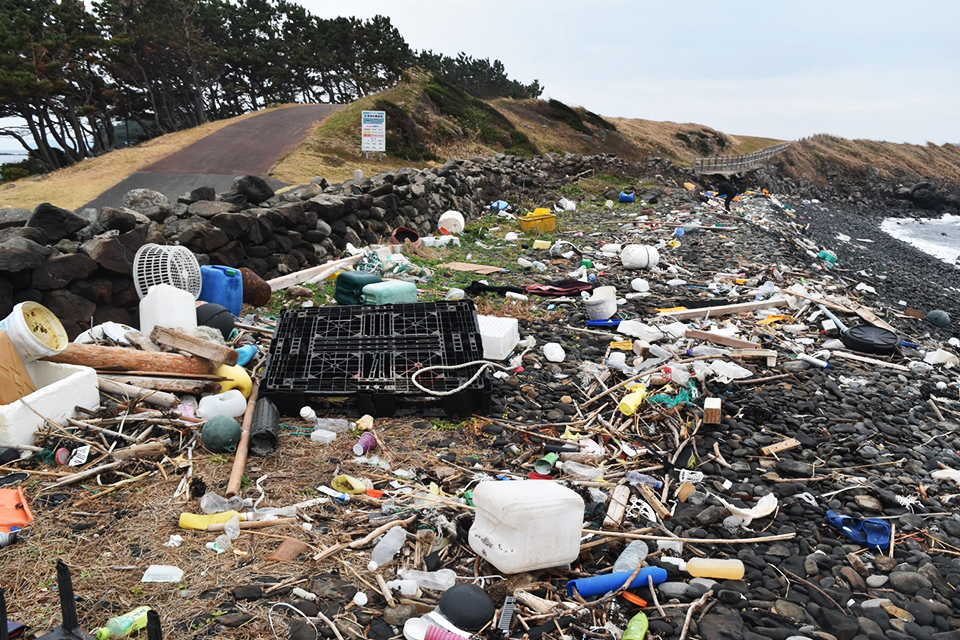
477 315 520 361
0 361 100 447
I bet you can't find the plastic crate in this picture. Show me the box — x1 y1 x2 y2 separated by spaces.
262 301 492 417
519 211 556 233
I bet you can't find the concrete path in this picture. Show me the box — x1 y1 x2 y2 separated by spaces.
82 104 341 210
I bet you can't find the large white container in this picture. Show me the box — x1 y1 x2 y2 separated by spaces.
0 362 99 446
139 283 198 337
468 480 584 573
197 389 247 419
477 315 520 360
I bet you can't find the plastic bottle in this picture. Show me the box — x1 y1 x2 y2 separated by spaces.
368 525 407 570
622 612 649 640
299 407 352 432
559 460 603 480
531 261 547 272
612 540 649 574
618 385 647 416
685 558 745 580
199 492 246 514
625 471 662 489
517 257 533 268
398 568 457 591
93 606 151 640
661 365 690 386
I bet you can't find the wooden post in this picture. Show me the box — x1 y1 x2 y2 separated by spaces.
44 343 216 375
150 327 238 366
226 380 259 497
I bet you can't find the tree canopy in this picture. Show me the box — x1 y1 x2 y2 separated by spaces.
0 0 541 174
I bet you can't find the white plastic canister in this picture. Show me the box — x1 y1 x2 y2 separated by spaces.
468 480 584 573
0 302 68 362
139 283 198 337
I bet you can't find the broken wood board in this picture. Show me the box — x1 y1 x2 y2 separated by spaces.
660 298 788 321
684 329 761 350
602 484 631 529
785 290 897 334
731 349 778 367
151 327 238 366
761 438 801 456
637 483 671 521
437 262 506 275
830 350 910 372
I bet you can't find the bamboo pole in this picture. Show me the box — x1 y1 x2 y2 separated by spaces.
225 380 259 497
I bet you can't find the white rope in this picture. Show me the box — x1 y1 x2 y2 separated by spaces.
409 348 532 397
268 602 317 640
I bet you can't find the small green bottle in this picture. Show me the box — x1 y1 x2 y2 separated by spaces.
622 611 648 640
93 606 151 640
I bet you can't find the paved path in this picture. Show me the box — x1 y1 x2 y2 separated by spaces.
82 104 341 210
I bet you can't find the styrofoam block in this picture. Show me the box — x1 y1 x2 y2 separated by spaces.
0 361 100 447
478 315 520 361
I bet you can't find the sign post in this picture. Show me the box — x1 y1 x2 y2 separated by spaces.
361 110 386 161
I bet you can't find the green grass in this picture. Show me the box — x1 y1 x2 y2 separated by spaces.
546 99 591 135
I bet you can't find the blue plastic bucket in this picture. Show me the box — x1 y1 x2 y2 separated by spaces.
199 265 243 316
618 191 635 203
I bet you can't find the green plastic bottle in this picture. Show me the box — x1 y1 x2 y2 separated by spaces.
93 606 151 640
622 611 648 640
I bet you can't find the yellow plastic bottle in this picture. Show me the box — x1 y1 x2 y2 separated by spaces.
618 385 647 416
178 510 248 531
685 558 745 580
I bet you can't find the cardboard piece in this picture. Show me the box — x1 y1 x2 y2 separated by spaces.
0 331 37 405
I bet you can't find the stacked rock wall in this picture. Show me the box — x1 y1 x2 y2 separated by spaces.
0 153 653 339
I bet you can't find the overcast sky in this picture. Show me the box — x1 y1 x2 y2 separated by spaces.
299 0 959 145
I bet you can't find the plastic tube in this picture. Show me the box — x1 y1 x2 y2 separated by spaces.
566 567 667 597
797 353 829 368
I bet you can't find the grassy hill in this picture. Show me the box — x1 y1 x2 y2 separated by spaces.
2 69 958 210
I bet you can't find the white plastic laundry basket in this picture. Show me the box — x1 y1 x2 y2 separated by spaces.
133 244 202 300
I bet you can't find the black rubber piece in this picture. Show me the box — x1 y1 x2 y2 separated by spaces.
842 325 899 356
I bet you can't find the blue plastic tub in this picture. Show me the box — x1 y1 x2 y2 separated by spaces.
199 265 243 316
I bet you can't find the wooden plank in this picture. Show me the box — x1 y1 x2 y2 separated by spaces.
830 350 910 372
660 297 788 321
761 438 801 456
684 329 761 350
731 349 778 367
150 327 238 366
97 378 179 407
266 253 363 292
124 331 161 352
44 343 216 375
703 397 722 424
603 484 631 529
637 483 671 521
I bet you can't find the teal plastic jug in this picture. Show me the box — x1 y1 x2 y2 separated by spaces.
335 271 382 305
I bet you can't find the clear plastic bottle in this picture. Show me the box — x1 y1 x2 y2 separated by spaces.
558 460 603 480
368 525 407 570
612 540 649 574
200 492 246 514
685 558 745 580
300 407 352 432
625 471 662 489
93 606 151 640
398 568 457 591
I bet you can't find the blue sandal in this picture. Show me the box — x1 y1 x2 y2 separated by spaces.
826 510 890 551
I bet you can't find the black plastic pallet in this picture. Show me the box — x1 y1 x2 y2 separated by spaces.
262 301 492 417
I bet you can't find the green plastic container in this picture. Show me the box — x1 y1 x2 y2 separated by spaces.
361 280 418 305
335 271 382 305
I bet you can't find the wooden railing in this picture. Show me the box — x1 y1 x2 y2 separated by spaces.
691 142 791 174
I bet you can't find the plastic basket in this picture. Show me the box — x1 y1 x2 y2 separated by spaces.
519 212 556 233
133 244 203 300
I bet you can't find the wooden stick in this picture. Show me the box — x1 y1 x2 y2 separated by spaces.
110 440 169 461
44 343 216 375
266 253 364 291
67 419 138 443
347 516 416 549
225 380 259 497
830 350 910 371
0 441 43 453
659 298 788 321
678 590 713 640
49 461 124 488
684 329 761 350
72 471 153 507
206 517 296 532
98 375 214 394
581 529 796 544
375 574 396 609
97 378 179 407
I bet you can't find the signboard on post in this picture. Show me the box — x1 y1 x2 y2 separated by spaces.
361 110 386 153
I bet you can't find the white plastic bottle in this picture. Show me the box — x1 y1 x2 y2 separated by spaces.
368 526 407 570
398 568 457 591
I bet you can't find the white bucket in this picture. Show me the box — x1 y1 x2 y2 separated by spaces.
0 302 68 362
438 210 465 235
585 286 618 320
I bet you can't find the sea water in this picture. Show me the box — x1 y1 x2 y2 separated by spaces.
881 213 960 266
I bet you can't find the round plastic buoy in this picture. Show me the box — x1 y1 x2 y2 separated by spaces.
437 584 495 631
620 245 660 270
196 303 235 341
925 309 951 328
202 415 242 453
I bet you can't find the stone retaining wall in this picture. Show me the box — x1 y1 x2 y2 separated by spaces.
0 153 654 339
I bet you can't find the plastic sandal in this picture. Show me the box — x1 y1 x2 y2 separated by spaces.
826 510 867 544
861 518 892 551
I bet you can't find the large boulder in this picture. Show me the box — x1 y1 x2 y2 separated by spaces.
188 200 239 218
123 188 170 211
179 221 229 253
178 186 217 204
80 225 151 274
0 208 31 230
0 236 52 272
42 289 96 329
98 207 140 233
32 253 98 289
233 175 274 205
25 203 88 242
0 277 12 318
